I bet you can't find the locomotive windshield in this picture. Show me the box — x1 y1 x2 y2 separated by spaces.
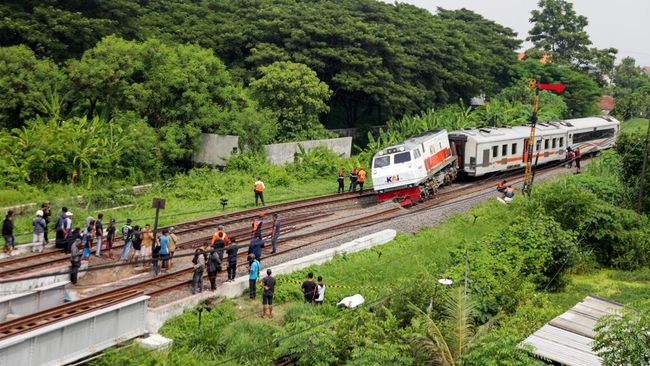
373 156 390 168
394 152 411 164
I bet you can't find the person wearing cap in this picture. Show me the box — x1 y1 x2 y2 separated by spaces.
252 214 264 240
254 177 266 207
168 227 178 269
32 210 47 252
106 219 116 259
262 268 275 318
248 254 260 299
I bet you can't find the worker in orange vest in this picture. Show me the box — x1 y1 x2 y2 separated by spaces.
254 177 265 207
496 180 507 193
357 167 366 193
210 225 230 247
252 213 264 240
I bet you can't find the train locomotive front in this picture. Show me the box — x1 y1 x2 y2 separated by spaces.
371 129 457 205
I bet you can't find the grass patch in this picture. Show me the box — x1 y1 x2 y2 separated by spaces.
621 117 648 134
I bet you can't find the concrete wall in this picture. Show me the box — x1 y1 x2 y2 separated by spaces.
0 281 68 321
193 134 239 166
264 137 352 165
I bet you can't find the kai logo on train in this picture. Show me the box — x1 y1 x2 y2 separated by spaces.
386 175 400 183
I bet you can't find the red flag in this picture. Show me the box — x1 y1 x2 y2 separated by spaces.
537 83 564 93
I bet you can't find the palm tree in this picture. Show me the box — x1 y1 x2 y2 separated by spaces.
408 287 485 366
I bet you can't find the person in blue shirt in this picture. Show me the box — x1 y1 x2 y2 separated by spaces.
248 254 260 299
156 229 170 274
249 237 263 261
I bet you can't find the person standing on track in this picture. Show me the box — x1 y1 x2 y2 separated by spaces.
69 236 81 284
94 213 104 257
32 210 46 253
168 226 178 269
566 147 575 168
191 244 207 294
270 214 281 254
349 167 358 192
63 212 73 253
3 210 15 256
141 224 154 267
130 225 142 263
338 168 346 193
357 166 366 193
254 177 266 207
301 272 318 303
249 236 263 261
248 254 260 299
41 203 51 245
106 219 116 259
207 246 221 291
262 268 275 318
54 207 68 251
81 219 95 260
157 229 170 274
120 218 133 260
252 213 264 240
575 148 582 174
226 237 238 282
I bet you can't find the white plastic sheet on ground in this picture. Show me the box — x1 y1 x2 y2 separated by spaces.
337 294 364 308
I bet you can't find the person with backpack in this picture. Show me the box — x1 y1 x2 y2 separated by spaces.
226 237 239 282
32 210 47 253
81 220 95 260
211 232 226 271
54 207 68 251
129 225 142 264
120 219 133 261
191 244 207 294
207 247 221 291
301 272 318 303
248 254 260 299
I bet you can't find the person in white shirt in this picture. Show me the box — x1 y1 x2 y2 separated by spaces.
254 177 266 207
315 276 326 305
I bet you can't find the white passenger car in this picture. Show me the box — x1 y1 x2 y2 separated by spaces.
371 129 457 204
448 116 620 177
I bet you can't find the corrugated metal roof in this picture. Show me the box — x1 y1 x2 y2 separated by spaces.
519 295 623 366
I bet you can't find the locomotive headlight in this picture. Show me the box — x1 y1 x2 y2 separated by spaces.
399 147 405 152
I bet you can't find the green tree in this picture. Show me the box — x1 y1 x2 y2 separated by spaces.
527 0 591 63
0 45 69 129
250 61 333 141
611 57 650 119
593 307 650 366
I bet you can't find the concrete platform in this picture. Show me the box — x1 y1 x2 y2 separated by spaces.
0 295 149 366
146 229 396 333
136 333 173 351
0 281 68 322
2 262 88 294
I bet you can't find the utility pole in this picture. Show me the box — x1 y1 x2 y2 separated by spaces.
637 108 650 213
522 80 540 197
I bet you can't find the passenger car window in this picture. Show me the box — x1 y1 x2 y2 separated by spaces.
544 139 549 149
492 146 498 157
413 149 421 159
502 144 507 156
552 138 557 148
559 137 564 147
511 143 517 154
394 152 411 164
373 156 390 168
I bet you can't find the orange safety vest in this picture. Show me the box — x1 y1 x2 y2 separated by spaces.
252 218 263 233
357 169 366 183
497 181 505 189
254 181 264 192
210 230 230 247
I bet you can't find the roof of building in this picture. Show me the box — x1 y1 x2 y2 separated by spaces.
519 295 623 366
597 95 615 111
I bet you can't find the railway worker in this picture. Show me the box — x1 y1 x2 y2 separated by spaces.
3 210 15 255
168 227 178 268
575 148 582 174
69 236 82 284
254 176 266 207
54 207 69 251
496 180 507 193
211 232 226 271
106 219 116 259
94 213 104 257
211 225 230 246
338 168 346 193
262 268 275 318
120 218 134 260
226 237 238 281
191 245 207 294
252 213 264 240
357 166 367 193
349 167 358 192
31 210 46 253
301 272 318 303
41 203 51 245
248 254 260 299
141 224 154 267
207 246 221 291
315 276 326 305
270 214 281 254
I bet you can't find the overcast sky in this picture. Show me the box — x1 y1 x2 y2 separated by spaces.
382 0 650 66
